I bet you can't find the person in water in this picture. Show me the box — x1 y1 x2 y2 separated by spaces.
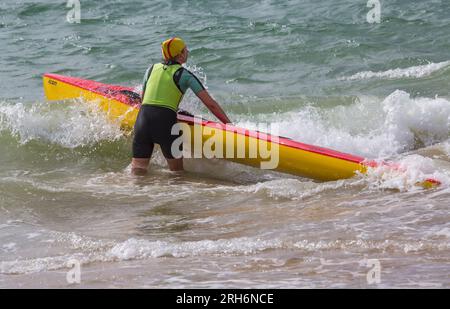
131 37 231 175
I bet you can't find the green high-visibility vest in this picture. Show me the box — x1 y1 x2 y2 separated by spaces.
142 63 183 112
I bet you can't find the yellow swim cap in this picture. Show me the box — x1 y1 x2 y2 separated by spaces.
161 37 186 60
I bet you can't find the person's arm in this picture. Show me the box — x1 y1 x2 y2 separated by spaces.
179 69 231 124
196 90 232 124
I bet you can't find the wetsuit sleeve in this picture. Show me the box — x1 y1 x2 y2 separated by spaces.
141 65 153 100
178 69 206 95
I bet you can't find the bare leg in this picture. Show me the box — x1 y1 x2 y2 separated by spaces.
166 158 184 171
131 158 150 175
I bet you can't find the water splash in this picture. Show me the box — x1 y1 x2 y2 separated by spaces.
363 155 450 192
240 90 450 159
0 99 124 148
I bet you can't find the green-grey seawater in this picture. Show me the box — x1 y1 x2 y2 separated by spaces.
0 0 449 288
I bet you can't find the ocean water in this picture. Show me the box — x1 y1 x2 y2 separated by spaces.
1 0 450 288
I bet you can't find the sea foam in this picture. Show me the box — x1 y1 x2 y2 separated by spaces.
0 100 123 148
340 61 450 81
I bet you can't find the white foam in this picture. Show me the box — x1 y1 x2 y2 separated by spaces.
2 230 449 275
52 232 115 251
444 140 450 157
293 238 450 253
364 154 450 192
242 178 353 200
0 234 283 274
2 242 17 252
341 61 450 81
435 228 450 238
108 237 283 260
39 169 357 201
0 100 124 148
244 90 450 160
26 233 41 239
236 100 393 158
0 253 91 274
